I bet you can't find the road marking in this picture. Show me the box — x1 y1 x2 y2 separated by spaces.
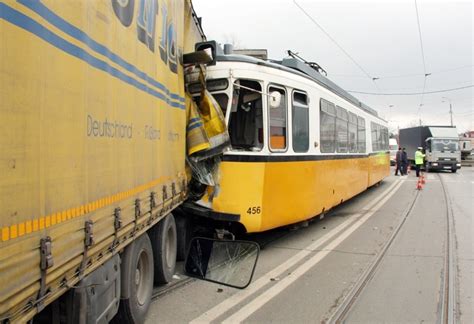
222 179 405 323
190 179 404 324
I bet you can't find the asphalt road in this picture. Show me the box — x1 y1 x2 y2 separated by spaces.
146 167 473 323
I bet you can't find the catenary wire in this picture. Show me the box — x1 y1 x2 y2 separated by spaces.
331 65 473 79
292 0 379 90
362 79 473 93
414 0 429 113
347 85 473 96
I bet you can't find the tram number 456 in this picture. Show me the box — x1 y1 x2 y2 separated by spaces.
247 207 261 215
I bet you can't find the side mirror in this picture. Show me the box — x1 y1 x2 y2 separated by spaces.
269 91 282 109
184 237 259 289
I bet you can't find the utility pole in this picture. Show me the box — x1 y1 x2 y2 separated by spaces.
442 97 453 126
449 102 453 126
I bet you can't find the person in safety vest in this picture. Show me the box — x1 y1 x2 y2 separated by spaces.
415 147 425 177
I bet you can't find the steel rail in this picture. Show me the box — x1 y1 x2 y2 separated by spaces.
438 173 457 324
151 276 195 301
327 184 421 324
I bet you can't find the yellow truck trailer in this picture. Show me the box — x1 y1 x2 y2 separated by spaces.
0 0 206 322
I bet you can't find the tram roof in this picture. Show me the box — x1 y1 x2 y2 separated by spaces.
215 53 380 118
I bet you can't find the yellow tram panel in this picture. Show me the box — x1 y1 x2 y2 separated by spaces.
368 152 391 187
211 162 266 232
210 156 382 233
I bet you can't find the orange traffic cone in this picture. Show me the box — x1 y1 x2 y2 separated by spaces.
416 178 423 190
421 174 426 184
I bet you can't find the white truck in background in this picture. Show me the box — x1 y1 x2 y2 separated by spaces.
399 126 461 173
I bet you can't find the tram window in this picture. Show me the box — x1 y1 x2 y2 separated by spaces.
336 106 349 153
381 126 389 150
228 80 263 151
378 125 384 151
348 112 358 153
371 122 378 151
357 117 366 153
292 91 309 153
377 125 388 151
268 86 287 151
320 98 336 153
371 122 388 151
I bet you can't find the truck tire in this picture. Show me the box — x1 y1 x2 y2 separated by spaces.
114 233 154 324
451 169 457 173
149 214 177 284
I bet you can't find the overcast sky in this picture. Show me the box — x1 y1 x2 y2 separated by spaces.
193 0 473 133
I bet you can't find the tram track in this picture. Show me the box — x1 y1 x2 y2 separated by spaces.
438 173 457 324
151 275 195 301
327 182 421 323
327 173 457 324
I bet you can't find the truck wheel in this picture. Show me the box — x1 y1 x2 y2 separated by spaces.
149 214 177 284
114 233 154 324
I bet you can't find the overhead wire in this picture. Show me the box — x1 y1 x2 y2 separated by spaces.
347 85 474 96
414 0 430 114
292 0 381 93
293 0 469 115
330 64 473 79
365 79 473 93
453 110 474 117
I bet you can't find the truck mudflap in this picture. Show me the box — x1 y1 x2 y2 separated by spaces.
181 202 240 222
62 254 121 323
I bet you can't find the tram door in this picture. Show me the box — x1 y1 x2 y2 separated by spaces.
228 80 264 152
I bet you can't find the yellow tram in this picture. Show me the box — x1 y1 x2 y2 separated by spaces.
186 43 390 234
